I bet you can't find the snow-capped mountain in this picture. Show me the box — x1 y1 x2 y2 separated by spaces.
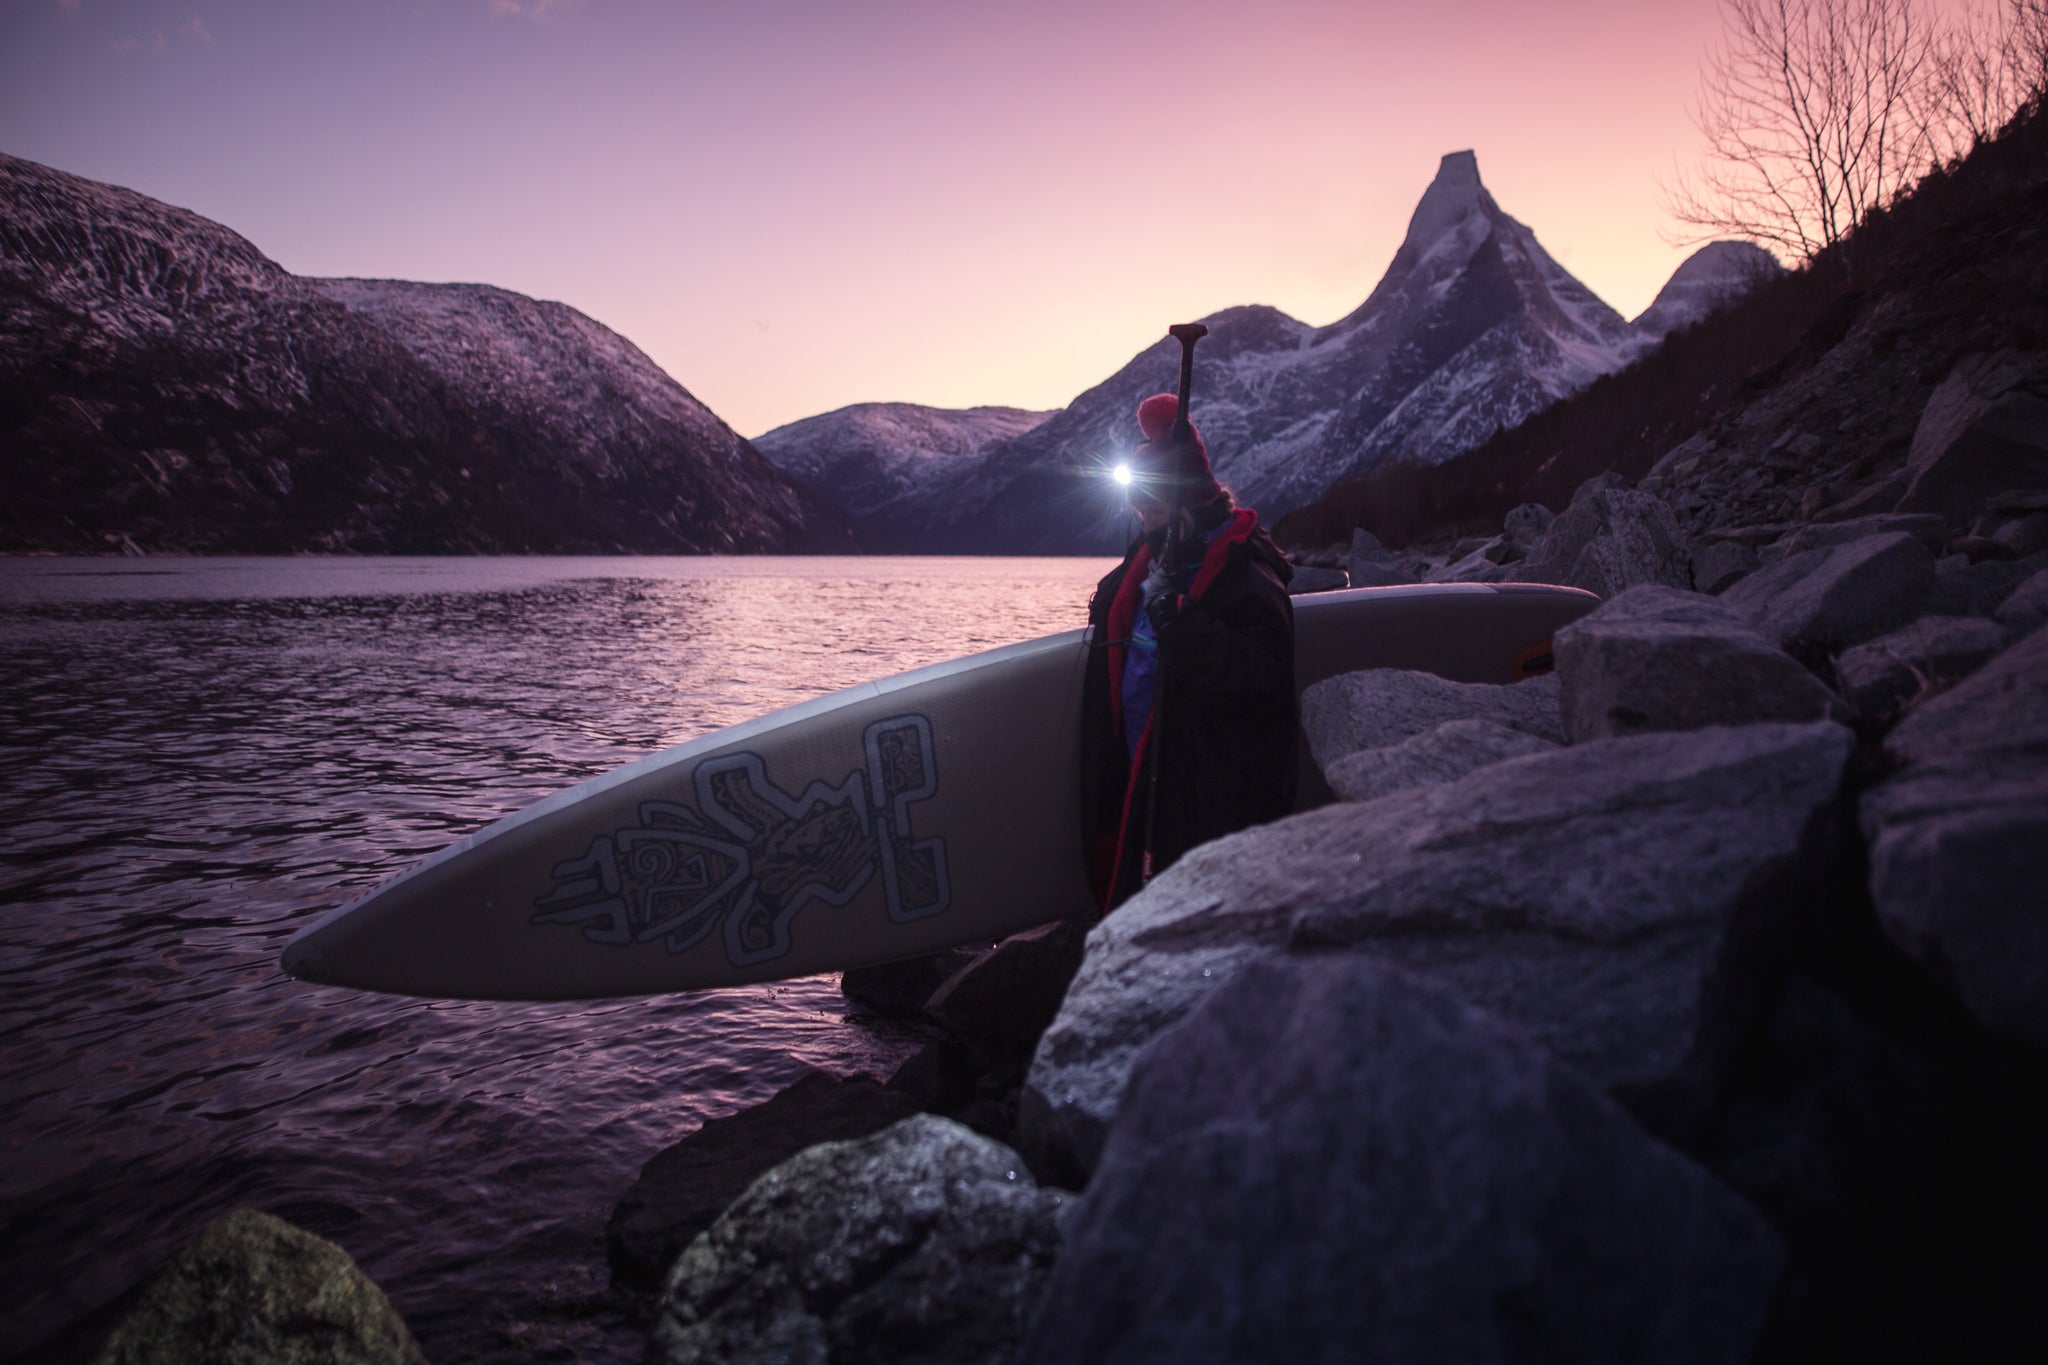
751 402 1053 524
0 152 852 554
1631 241 1784 340
867 154 1769 553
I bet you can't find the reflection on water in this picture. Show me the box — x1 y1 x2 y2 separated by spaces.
0 555 1111 1362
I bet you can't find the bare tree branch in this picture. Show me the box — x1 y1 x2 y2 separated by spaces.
1662 0 1938 273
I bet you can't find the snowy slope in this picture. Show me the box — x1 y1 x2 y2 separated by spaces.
882 152 1675 552
0 152 851 554
751 402 1054 523
1632 241 1784 340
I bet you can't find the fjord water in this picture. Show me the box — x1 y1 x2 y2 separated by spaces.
0 555 1110 1362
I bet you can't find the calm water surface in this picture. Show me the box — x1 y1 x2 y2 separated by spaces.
0 555 1111 1362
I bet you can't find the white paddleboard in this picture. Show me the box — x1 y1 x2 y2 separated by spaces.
282 582 1596 999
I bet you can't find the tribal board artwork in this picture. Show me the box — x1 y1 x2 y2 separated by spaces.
531 714 949 967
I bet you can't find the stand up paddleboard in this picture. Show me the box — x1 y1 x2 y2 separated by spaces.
282 582 1596 1000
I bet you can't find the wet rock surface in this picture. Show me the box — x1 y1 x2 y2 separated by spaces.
1025 958 1784 1365
91 1209 422 1365
648 1116 1064 1365
1555 584 1841 740
608 1069 923 1294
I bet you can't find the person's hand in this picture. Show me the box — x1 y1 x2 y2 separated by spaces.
1144 587 1180 634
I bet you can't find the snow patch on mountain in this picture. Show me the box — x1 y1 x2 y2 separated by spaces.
752 402 1054 523
1632 241 1784 340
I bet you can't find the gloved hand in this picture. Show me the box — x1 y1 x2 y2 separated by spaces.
1144 586 1180 634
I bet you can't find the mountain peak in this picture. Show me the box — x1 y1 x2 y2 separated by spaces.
1399 149 1494 260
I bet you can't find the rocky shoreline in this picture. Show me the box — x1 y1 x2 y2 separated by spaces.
92 344 2048 1362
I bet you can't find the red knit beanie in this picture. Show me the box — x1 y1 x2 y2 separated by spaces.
1133 393 1215 491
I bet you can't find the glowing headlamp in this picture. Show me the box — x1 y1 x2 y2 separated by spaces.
1112 464 1133 487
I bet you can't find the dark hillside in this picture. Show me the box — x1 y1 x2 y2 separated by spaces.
1277 97 2048 551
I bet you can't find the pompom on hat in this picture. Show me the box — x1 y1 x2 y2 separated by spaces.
1132 392 1216 492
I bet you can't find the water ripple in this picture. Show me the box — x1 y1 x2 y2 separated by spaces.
0 555 1109 1362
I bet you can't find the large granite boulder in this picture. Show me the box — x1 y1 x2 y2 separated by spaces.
1512 485 1693 598
1024 958 1784 1365
1996 568 2048 631
1720 532 1939 650
608 1070 922 1292
649 1115 1065 1365
91 1209 422 1365
1324 718 1558 802
1860 626 2048 1049
1766 514 1950 560
1933 550 2048 618
1894 352 2048 527
1832 616 2008 718
1021 721 1854 1180
1299 669 1562 774
1555 585 1841 741
1694 540 1762 595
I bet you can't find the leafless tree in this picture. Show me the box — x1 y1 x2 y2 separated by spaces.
1664 0 1937 270
1915 0 2046 164
2013 0 2048 95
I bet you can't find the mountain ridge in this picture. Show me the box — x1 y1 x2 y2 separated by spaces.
0 153 853 555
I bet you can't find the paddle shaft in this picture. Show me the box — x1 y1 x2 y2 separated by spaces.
1140 322 1208 883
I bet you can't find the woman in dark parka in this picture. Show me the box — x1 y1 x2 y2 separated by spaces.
1082 392 1298 914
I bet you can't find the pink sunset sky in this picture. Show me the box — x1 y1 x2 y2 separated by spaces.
0 0 1985 436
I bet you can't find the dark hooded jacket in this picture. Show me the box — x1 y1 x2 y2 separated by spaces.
1082 505 1298 913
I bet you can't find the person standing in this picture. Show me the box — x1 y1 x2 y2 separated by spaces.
1082 392 1298 913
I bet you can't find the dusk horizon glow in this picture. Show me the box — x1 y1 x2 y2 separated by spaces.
0 0 1983 437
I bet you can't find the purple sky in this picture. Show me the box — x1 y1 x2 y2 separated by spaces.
0 0 1966 436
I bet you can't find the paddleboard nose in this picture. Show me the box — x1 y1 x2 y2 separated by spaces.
281 934 332 985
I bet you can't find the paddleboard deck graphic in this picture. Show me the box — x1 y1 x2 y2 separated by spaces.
531 714 947 968
283 582 1598 1000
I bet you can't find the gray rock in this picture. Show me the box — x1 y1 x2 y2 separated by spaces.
1349 557 1420 588
1349 527 1386 558
1720 532 1939 650
91 1209 422 1365
650 1115 1065 1365
1895 351 2048 527
1449 535 1493 560
1832 616 2008 719
1324 718 1559 801
1860 626 2048 1049
1767 514 1950 560
1993 511 2048 558
609 1069 923 1293
1300 669 1562 773
1693 540 1762 594
926 919 1087 1054
1024 958 1784 1365
1555 586 1841 741
1022 721 1854 1179
1426 548 1514 583
1513 487 1693 598
842 946 980 1016
1995 568 2048 631
1937 550 2048 617
1504 500 1556 547
1283 563 1348 594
